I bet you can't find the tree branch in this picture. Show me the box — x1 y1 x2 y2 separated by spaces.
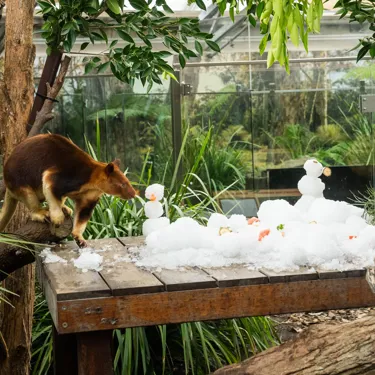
28 56 71 137
0 214 73 282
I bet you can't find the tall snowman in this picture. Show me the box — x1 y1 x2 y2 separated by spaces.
142 184 170 236
294 159 331 213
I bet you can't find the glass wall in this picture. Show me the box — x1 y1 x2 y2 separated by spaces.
31 12 375 212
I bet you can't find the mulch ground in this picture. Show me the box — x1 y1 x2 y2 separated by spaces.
272 308 375 342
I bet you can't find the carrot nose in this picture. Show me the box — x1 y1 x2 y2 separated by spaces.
150 193 157 201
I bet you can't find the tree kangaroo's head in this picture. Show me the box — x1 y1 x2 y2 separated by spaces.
101 159 136 200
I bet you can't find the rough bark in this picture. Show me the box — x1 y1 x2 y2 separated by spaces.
213 315 375 375
0 214 73 282
0 0 36 374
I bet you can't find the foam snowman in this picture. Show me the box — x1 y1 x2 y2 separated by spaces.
294 159 331 213
142 184 170 236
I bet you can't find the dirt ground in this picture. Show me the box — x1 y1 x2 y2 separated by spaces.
272 307 375 342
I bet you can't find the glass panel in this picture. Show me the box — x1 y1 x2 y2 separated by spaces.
43 75 172 182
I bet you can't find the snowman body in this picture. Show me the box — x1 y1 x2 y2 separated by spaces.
142 184 170 236
295 159 328 213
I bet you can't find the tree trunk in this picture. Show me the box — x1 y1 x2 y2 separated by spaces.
213 315 375 375
0 0 36 374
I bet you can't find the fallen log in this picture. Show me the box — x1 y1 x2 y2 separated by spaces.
213 314 375 375
0 214 72 281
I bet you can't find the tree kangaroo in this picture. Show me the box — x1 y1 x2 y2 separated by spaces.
0 134 136 247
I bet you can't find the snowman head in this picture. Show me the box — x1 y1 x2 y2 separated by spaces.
145 184 165 202
303 159 331 178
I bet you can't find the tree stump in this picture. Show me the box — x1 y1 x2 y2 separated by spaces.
213 315 375 375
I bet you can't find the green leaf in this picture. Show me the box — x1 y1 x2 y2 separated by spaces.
162 3 173 13
80 42 90 50
248 14 256 27
109 40 118 49
46 46 52 56
267 50 275 68
106 0 121 14
257 1 265 18
141 66 153 78
85 61 96 74
116 30 135 44
129 0 147 10
357 44 370 62
195 0 206 11
179 54 186 68
97 61 110 73
229 6 235 22
206 40 220 52
370 44 375 58
259 33 269 55
195 40 203 55
290 23 299 47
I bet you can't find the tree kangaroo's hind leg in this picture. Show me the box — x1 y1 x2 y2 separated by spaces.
42 170 65 226
18 187 50 222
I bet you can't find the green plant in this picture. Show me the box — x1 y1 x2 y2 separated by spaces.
265 124 318 160
326 104 375 166
316 124 347 147
352 187 375 225
31 287 53 375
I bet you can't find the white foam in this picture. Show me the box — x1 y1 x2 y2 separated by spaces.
73 249 103 272
40 248 67 264
134 195 375 272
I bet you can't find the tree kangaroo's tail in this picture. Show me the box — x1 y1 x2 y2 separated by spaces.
0 190 18 231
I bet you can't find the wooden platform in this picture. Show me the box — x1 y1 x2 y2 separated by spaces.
37 237 375 335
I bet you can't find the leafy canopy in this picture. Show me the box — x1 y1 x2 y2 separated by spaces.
37 0 374 83
189 0 324 72
37 0 220 90
37 0 325 83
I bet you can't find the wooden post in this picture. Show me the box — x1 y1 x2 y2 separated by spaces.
53 327 78 375
76 330 114 375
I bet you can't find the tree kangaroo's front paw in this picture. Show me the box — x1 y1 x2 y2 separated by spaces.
50 211 65 226
74 237 87 248
30 209 50 223
62 205 73 216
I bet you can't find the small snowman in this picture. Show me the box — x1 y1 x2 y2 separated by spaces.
142 184 170 236
295 159 331 213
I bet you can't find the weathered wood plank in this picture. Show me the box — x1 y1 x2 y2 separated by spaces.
117 236 145 248
203 266 269 287
39 242 111 301
260 268 318 283
342 268 366 278
317 268 367 280
55 277 375 334
85 238 164 296
153 268 217 291
316 268 344 280
77 330 114 375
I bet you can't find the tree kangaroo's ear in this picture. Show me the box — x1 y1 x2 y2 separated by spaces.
113 159 121 168
105 163 115 176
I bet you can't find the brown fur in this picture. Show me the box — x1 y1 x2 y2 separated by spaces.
0 134 136 247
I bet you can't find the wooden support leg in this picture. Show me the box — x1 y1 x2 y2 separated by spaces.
76 330 114 375
53 326 78 375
